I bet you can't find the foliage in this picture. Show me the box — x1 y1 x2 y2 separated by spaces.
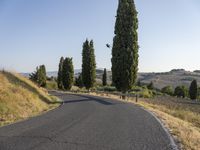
29 65 47 87
82 39 96 90
102 68 107 86
75 73 84 88
111 0 139 92
174 86 188 98
189 80 198 100
147 81 154 90
96 86 117 92
161 86 173 96
62 57 74 90
57 57 64 89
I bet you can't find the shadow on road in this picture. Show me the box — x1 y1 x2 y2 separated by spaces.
49 91 125 106
78 95 114 105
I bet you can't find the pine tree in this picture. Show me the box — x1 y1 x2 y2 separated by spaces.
82 39 96 90
112 0 139 93
57 57 64 89
29 67 39 83
62 58 74 90
189 80 198 100
102 68 107 86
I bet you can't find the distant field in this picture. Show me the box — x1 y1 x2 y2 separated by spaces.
0 71 59 126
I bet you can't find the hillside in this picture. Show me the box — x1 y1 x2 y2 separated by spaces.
22 69 200 89
0 71 59 126
138 69 200 89
95 69 200 89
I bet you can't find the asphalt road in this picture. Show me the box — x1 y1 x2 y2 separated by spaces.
0 91 178 150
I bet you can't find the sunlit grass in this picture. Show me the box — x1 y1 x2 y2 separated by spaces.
0 71 59 126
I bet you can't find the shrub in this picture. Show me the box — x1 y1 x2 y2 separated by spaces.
46 81 58 90
174 86 188 98
161 86 173 96
96 86 117 92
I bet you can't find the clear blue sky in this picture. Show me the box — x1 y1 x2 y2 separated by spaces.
0 0 200 73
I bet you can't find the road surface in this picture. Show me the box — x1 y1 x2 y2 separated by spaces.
0 91 177 150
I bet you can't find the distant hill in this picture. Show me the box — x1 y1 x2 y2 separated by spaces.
138 69 200 89
21 69 200 89
95 69 200 89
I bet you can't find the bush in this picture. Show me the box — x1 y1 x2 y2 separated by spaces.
131 86 143 92
46 81 58 90
161 86 173 96
138 89 154 98
96 86 117 92
174 86 188 98
147 81 154 90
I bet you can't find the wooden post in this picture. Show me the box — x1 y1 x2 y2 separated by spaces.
136 94 138 103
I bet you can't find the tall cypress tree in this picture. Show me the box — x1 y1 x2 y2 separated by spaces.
189 80 198 100
102 68 107 86
82 39 96 90
57 57 64 89
111 0 139 92
62 58 74 90
38 65 46 87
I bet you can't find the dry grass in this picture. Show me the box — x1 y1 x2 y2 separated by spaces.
0 71 59 126
88 92 200 150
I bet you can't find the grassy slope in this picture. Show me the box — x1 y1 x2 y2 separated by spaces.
0 71 59 126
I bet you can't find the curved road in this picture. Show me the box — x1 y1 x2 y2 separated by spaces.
0 92 177 150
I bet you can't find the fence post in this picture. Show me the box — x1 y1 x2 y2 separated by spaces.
136 94 138 103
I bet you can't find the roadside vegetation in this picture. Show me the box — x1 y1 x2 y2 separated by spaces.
0 71 60 126
136 97 200 150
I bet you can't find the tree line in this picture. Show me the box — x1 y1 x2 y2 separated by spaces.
161 79 198 100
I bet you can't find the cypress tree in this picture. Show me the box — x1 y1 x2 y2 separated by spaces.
38 65 46 87
82 39 96 90
102 68 107 86
112 0 139 92
62 58 74 90
189 80 198 100
57 57 64 89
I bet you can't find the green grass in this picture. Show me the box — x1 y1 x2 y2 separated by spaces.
0 71 60 126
